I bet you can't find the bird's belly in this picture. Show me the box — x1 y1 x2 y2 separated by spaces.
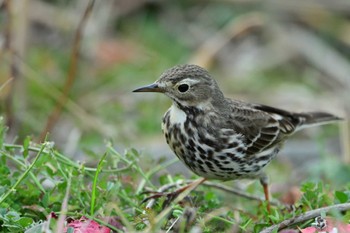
175 145 271 180
162 126 273 181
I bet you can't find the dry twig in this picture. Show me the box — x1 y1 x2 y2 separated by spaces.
2 0 18 131
39 0 96 142
261 203 350 233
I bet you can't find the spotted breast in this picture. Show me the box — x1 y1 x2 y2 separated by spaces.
161 102 279 180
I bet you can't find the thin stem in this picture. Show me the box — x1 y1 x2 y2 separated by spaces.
0 142 47 204
90 152 107 216
39 0 96 141
0 150 45 192
3 143 132 173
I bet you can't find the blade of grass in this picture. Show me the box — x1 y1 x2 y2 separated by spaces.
3 144 131 173
0 150 45 193
0 142 47 204
90 152 107 216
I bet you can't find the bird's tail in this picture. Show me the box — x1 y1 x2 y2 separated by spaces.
254 104 343 132
295 111 343 130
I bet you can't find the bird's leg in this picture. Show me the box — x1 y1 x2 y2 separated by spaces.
259 174 270 213
142 178 207 207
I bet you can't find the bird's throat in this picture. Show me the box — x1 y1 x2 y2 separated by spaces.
169 104 187 125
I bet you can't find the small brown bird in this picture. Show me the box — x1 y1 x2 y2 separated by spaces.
133 64 341 210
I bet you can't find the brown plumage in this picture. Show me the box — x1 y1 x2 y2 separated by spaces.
133 64 342 210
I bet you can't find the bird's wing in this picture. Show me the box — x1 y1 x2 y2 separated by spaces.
227 102 299 156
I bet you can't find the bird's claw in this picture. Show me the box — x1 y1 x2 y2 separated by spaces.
141 191 180 207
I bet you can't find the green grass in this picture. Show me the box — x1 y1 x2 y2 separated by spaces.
0 118 349 232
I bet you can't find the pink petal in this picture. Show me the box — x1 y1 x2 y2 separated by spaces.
64 217 110 233
300 227 317 233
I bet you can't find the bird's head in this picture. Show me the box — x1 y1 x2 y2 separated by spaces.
133 64 225 108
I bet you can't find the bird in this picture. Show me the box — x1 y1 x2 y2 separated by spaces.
133 64 342 211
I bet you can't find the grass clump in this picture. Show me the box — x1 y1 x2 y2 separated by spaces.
0 118 349 232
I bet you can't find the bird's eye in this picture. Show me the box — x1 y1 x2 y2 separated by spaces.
178 84 189 93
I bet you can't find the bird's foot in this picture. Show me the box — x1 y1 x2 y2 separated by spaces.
141 185 192 208
141 178 206 208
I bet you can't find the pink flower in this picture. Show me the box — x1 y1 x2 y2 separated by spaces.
64 216 110 233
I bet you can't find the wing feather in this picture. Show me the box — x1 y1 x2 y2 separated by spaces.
225 101 298 156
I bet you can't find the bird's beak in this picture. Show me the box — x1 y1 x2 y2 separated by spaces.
132 83 163 93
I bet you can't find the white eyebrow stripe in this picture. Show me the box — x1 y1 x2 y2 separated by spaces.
178 78 201 85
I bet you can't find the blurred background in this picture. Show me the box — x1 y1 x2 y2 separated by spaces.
0 0 349 192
